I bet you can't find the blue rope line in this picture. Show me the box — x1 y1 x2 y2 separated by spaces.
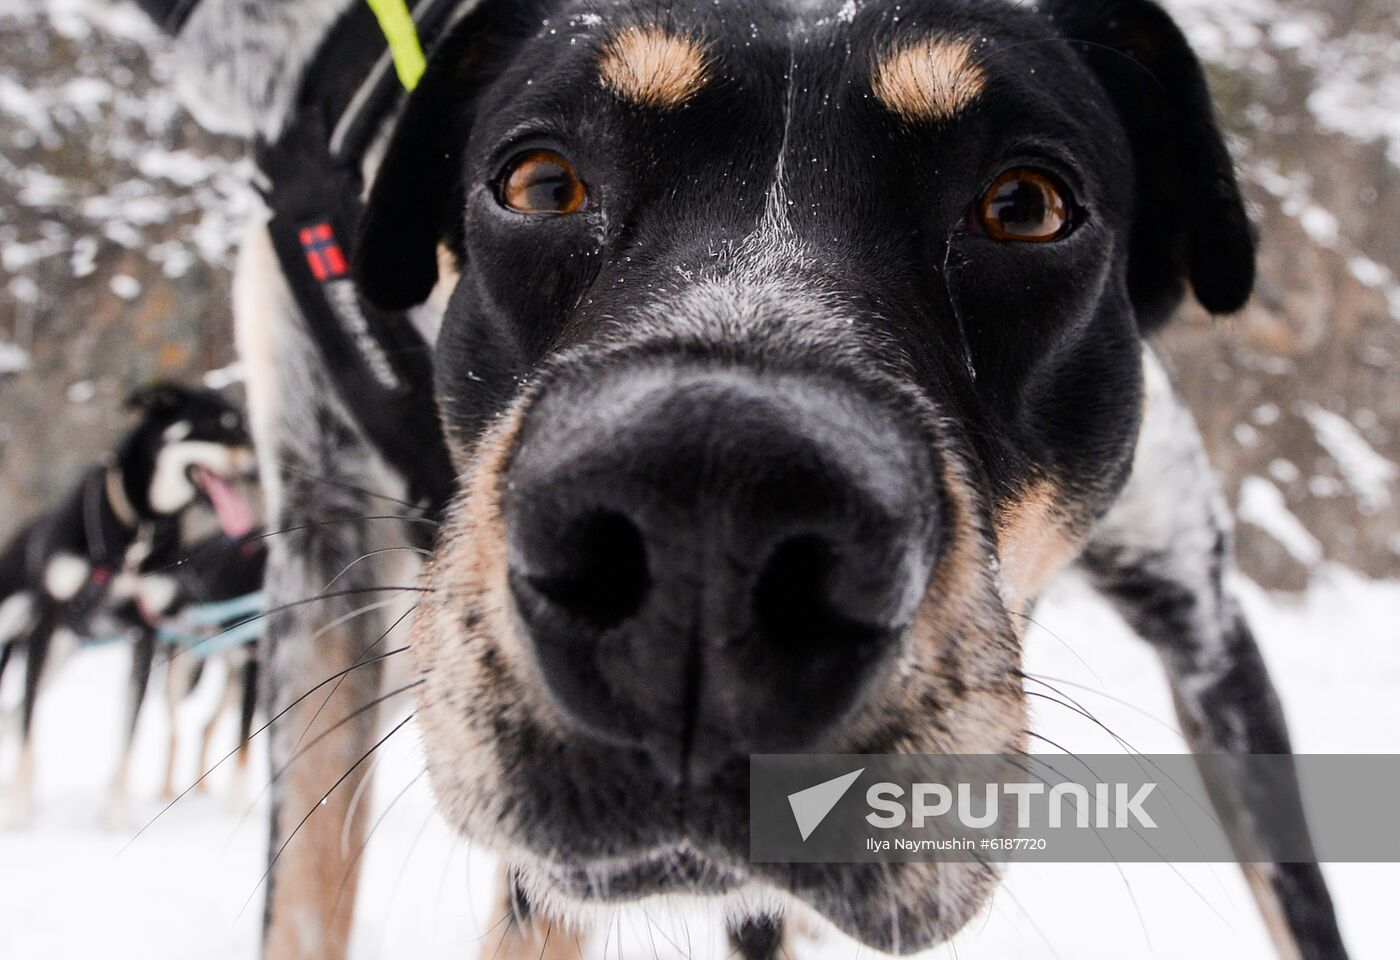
181 591 266 627
157 591 267 658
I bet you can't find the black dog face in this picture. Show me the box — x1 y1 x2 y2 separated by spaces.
357 0 1252 948
120 382 256 533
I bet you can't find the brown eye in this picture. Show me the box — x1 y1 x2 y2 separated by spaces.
498 149 586 214
977 168 1071 242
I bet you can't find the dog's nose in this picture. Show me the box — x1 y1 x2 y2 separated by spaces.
504 365 938 781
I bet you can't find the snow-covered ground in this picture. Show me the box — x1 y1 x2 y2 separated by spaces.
1 567 1395 959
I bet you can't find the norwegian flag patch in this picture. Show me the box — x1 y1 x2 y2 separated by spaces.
299 222 349 281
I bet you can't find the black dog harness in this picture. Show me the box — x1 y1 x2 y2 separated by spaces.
143 0 461 526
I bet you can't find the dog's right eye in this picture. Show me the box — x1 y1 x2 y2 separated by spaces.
497 150 586 215
975 168 1072 242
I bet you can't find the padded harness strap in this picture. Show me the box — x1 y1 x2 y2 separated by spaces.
254 0 462 529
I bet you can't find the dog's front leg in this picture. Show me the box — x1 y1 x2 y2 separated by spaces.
7 602 58 826
237 223 411 959
231 652 259 811
105 625 156 825
260 483 388 960
1078 349 1346 960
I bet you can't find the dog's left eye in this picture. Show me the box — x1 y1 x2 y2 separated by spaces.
976 168 1072 242
497 150 586 215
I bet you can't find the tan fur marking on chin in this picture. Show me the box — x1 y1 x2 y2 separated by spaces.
871 36 985 122
995 481 1084 616
599 26 709 106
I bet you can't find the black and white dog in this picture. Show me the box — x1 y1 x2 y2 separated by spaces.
135 1 1347 958
0 381 254 823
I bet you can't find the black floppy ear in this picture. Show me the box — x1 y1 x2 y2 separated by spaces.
355 0 535 311
1044 0 1255 329
125 380 189 415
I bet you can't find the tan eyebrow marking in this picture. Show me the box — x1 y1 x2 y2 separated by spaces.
871 36 985 122
598 25 709 107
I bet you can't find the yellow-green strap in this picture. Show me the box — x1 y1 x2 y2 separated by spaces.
366 0 427 90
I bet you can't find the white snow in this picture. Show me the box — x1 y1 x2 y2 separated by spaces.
147 239 195 279
1170 0 1400 165
0 77 61 150
136 149 233 190
6 276 39 306
0 0 253 307
109 273 140 300
1250 403 1281 427
65 379 96 404
1169 0 1400 324
0 0 159 44
1304 31 1400 168
1267 457 1301 485
1 233 66 272
0 340 30 374
1302 404 1398 514
1298 205 1340 249
1 571 1396 959
1247 157 1400 323
69 235 98 278
1347 255 1391 290
1237 476 1325 566
201 361 247 390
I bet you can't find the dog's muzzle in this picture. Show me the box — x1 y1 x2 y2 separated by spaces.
503 362 940 786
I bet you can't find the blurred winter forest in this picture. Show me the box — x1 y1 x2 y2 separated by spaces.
0 0 1396 590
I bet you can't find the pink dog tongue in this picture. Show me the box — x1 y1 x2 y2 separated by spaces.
198 470 255 538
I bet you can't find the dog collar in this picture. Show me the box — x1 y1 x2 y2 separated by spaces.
105 463 141 530
366 0 428 91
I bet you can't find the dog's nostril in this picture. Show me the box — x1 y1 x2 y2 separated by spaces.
753 533 890 663
753 534 837 648
530 510 650 630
